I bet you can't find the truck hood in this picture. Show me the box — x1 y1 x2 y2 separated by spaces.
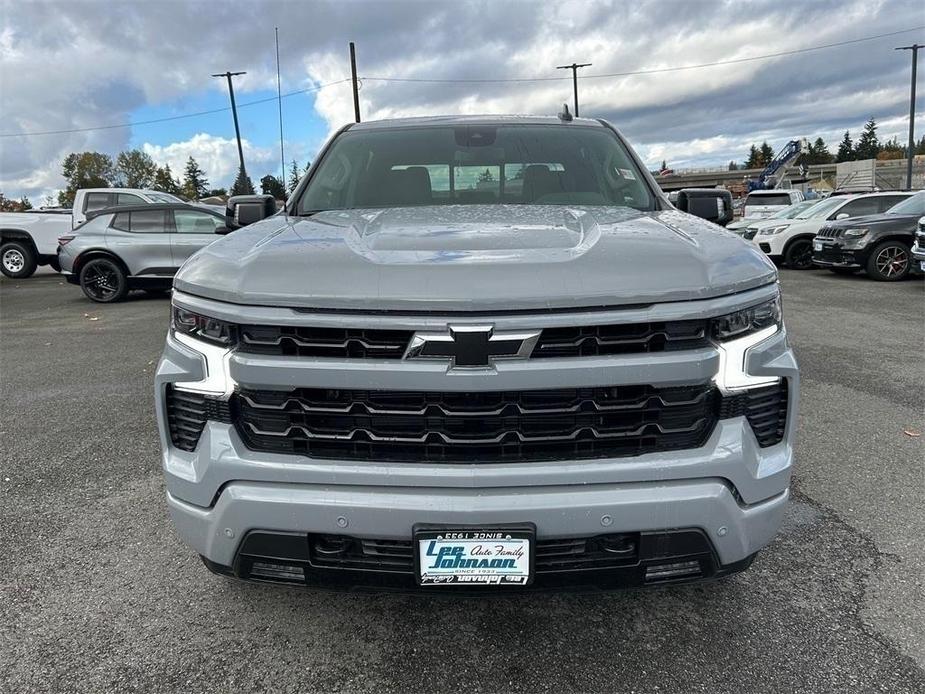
173 205 777 311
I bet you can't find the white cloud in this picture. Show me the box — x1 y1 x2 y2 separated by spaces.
141 133 274 188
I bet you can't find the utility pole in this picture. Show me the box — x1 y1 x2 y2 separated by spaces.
350 42 361 123
895 44 921 190
211 70 248 179
556 62 592 117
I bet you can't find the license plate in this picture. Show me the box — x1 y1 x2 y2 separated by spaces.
814 241 823 251
415 526 534 586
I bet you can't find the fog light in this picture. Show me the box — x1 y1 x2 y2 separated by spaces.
249 561 305 582
645 560 701 581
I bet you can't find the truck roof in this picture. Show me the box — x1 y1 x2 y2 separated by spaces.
347 114 605 130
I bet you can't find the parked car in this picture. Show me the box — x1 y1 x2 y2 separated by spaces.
155 115 798 591
741 189 804 220
58 203 228 302
911 216 925 273
812 191 925 281
751 191 913 269
0 188 189 279
728 199 818 235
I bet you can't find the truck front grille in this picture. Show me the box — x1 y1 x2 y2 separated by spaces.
239 325 413 359
718 380 788 447
532 320 708 357
815 226 842 239
232 383 718 463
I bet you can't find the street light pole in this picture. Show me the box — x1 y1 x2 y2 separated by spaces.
556 62 592 117
211 70 248 179
895 44 921 190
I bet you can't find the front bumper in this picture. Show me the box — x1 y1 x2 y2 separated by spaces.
812 240 866 269
156 287 798 589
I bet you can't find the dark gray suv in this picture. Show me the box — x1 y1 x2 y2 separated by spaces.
58 203 226 302
155 115 799 591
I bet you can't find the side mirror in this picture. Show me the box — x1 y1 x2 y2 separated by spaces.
676 188 734 227
214 225 232 235
834 213 850 220
225 194 276 228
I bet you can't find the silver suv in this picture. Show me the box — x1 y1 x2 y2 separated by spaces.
58 203 227 302
155 116 798 590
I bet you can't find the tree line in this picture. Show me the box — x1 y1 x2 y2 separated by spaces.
52 150 311 207
730 118 925 172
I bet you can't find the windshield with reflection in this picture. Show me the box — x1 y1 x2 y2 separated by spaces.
298 124 654 213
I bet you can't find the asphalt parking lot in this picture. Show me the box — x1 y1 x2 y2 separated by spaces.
1 269 922 693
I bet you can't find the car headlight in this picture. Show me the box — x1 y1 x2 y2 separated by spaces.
757 225 789 236
711 296 782 341
172 306 237 346
843 227 869 238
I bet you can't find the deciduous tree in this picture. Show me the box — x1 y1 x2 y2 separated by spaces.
58 152 114 206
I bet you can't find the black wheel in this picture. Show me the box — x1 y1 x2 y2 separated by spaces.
783 238 814 270
0 241 37 279
866 241 911 282
79 258 128 302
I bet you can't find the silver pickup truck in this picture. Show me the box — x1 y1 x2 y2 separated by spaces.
0 188 186 278
155 115 798 591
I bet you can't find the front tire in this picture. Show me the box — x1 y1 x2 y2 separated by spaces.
79 258 128 302
866 241 911 281
784 238 814 270
1 241 37 279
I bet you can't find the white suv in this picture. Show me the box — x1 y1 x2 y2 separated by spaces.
742 189 804 220
752 192 913 269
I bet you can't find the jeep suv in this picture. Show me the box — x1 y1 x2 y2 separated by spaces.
155 116 798 590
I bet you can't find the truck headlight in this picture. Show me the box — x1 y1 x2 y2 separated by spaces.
843 227 869 238
711 295 782 392
757 225 789 236
172 306 237 346
711 296 781 341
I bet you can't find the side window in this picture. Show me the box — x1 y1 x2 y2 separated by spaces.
117 193 144 206
877 196 909 213
832 198 879 219
129 209 167 233
173 210 222 234
111 212 131 231
84 192 112 214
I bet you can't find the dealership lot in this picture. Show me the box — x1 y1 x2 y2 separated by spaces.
1 271 922 693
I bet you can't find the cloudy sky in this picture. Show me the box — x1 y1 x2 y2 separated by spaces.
1 0 923 202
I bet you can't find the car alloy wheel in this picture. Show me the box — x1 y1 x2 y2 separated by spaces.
81 259 126 301
874 246 909 279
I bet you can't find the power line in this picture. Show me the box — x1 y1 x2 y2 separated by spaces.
0 79 352 138
359 26 925 84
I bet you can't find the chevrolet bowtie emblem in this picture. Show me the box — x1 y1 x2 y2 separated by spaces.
404 325 541 368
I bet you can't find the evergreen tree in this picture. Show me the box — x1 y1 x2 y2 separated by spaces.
854 118 880 160
230 166 255 196
835 131 855 163
19 195 32 210
207 188 228 198
260 174 287 199
916 135 925 155
153 164 181 195
810 137 833 164
745 145 760 168
288 159 301 193
727 161 739 171
660 159 667 171
182 157 209 200
759 142 774 167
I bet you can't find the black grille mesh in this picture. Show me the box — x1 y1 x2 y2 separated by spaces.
238 325 413 359
532 320 708 358
165 386 232 451
232 383 719 463
718 380 788 447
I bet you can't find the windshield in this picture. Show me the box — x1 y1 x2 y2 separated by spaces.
298 124 654 213
147 192 184 203
886 192 925 216
769 200 815 219
795 197 844 219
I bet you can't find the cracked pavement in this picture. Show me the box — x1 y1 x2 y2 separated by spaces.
1 269 922 693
